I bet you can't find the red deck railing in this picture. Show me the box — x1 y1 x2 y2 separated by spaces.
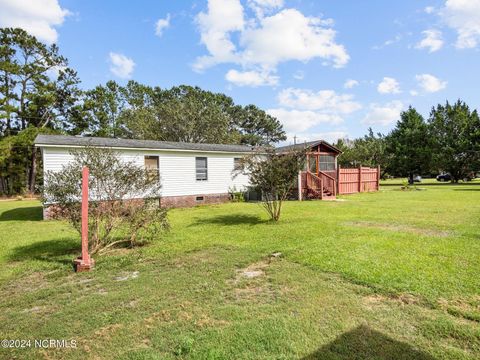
299 165 380 200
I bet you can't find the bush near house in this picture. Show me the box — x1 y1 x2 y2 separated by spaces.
43 146 169 254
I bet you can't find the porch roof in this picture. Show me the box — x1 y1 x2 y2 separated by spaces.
276 140 342 154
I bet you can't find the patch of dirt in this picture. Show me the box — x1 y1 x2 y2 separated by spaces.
195 314 230 328
227 253 282 302
114 271 139 281
363 292 423 309
144 310 173 328
345 221 452 238
3 271 47 295
438 297 480 322
94 323 123 339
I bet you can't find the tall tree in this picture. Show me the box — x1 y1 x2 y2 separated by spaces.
386 107 432 184
232 104 286 145
0 28 80 194
121 85 285 146
0 28 76 135
428 100 480 182
335 129 388 176
80 80 125 137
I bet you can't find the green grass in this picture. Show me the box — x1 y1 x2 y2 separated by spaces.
0 180 479 359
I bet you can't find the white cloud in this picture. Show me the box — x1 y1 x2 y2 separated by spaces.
247 0 284 18
377 77 401 94
194 1 349 84
0 0 70 43
225 69 278 86
155 14 171 37
194 0 245 71
410 90 419 96
441 0 480 49
416 29 444 52
109 52 135 79
415 74 447 93
362 101 404 126
267 108 343 133
344 79 359 89
270 87 361 135
278 88 362 113
240 9 349 69
373 34 402 50
425 6 436 14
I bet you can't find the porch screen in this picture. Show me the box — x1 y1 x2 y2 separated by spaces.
319 155 335 171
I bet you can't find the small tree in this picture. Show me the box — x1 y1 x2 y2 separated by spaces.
43 146 169 254
239 147 306 221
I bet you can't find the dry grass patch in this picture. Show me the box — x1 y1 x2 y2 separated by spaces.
345 221 452 238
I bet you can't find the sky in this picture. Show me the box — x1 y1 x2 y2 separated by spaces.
1 0 479 145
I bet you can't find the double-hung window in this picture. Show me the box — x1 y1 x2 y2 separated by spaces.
144 156 159 182
196 157 208 181
233 157 242 171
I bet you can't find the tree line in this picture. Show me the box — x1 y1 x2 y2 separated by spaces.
335 103 480 183
2 28 478 196
0 28 286 195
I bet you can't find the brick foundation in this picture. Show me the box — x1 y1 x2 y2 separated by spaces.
160 193 230 208
43 193 230 219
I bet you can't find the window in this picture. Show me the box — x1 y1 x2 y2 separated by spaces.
308 156 317 172
319 154 335 171
233 158 242 171
196 157 208 181
144 156 159 181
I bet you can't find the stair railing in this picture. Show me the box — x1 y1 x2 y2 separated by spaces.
306 171 323 199
318 171 337 197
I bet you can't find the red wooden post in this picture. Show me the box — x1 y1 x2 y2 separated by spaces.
74 166 94 272
337 164 341 195
358 164 362 193
377 165 381 191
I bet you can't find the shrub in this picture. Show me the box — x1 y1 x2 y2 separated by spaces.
43 146 169 254
228 186 245 202
238 147 306 221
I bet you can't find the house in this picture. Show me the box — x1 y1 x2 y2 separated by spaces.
35 135 379 217
34 134 253 215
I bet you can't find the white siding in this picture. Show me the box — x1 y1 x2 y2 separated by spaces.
42 147 251 197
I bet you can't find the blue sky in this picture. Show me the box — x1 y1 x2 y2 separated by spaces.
1 0 479 144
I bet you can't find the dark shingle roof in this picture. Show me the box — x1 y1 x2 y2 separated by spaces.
276 140 341 154
34 134 255 153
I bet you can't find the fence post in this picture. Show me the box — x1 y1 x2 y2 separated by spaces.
298 171 302 201
358 164 362 193
337 164 341 195
73 166 94 272
377 165 381 190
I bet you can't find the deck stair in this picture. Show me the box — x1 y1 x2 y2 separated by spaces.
305 171 337 200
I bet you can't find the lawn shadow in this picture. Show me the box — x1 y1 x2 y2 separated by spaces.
452 188 480 191
0 206 43 221
9 238 80 266
302 325 436 360
191 214 265 226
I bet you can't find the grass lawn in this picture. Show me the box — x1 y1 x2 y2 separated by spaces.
0 180 479 359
